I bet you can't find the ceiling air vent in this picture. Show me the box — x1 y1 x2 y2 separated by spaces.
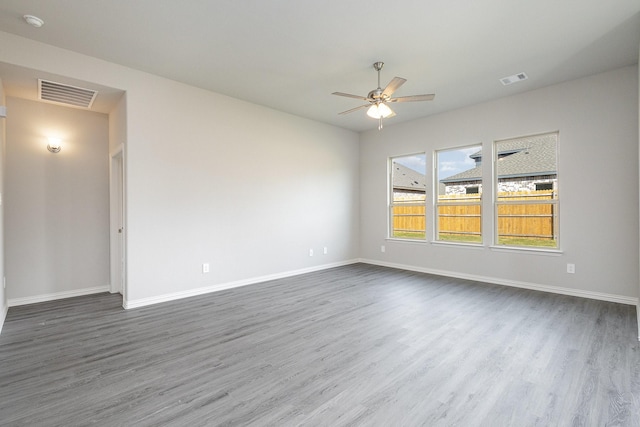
500 72 528 86
38 79 97 109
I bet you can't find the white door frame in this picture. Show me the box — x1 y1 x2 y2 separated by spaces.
109 145 126 305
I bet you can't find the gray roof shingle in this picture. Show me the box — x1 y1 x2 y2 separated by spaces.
392 162 426 192
441 133 557 183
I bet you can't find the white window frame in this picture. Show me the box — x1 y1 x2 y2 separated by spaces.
434 144 483 244
388 153 427 241
493 132 559 250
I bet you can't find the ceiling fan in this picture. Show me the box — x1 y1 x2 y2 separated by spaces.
332 61 435 130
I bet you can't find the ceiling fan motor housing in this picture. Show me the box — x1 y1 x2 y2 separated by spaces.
368 88 385 100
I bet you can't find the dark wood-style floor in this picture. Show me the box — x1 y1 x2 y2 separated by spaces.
1 264 639 426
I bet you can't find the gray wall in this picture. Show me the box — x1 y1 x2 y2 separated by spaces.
5 97 110 302
123 81 360 305
360 65 639 301
0 77 6 329
109 93 126 154
0 32 361 308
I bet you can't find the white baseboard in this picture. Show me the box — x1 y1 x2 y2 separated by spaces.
124 259 360 309
637 303 640 341
359 258 639 306
7 286 110 307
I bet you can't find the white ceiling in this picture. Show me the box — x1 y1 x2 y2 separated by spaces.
0 1 638 132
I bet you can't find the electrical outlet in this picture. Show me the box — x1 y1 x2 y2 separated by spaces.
323 247 328 255
202 263 210 273
567 263 575 274
309 249 314 257
381 245 386 253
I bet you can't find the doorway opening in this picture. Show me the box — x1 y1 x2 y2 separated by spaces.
110 146 126 305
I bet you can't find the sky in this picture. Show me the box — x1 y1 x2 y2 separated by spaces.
394 146 480 180
437 146 479 179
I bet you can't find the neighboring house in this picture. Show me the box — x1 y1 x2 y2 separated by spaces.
392 162 426 201
440 133 557 195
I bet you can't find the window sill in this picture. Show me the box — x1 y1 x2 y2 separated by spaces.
489 245 563 256
385 237 428 245
430 241 485 250
384 239 563 256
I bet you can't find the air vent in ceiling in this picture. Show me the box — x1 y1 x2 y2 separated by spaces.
38 79 97 109
500 72 528 86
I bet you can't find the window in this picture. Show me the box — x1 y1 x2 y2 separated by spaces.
495 132 558 248
436 145 483 243
466 186 480 194
535 183 553 191
390 154 426 239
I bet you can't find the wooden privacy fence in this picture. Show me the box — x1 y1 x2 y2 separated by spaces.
495 191 556 239
393 190 556 240
437 195 481 238
392 205 426 236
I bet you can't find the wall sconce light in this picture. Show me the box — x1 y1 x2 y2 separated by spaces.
47 138 62 153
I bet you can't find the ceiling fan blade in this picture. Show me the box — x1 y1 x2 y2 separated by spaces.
382 77 407 98
332 92 369 101
338 104 370 115
389 94 435 102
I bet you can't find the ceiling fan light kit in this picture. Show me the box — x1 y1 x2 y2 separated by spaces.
332 61 435 130
366 103 393 119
